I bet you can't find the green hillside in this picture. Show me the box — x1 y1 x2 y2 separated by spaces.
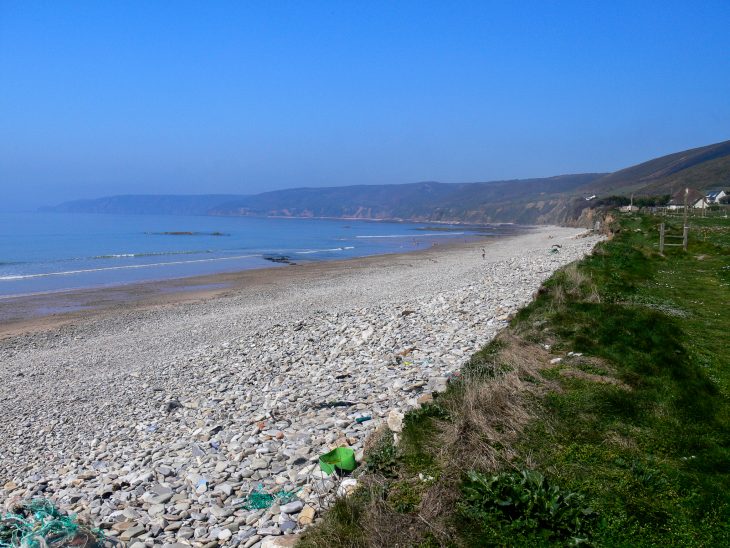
210 174 603 222
46 139 730 225
581 139 730 195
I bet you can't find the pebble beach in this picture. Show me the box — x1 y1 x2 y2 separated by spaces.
0 226 602 547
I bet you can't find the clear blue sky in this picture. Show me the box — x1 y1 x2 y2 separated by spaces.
1 1 729 210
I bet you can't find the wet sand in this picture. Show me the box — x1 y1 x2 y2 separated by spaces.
0 237 508 338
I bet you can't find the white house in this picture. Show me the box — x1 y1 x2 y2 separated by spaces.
668 188 707 210
706 190 727 204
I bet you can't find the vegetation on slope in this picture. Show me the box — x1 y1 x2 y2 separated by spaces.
298 214 730 547
581 139 730 195
45 139 730 225
210 175 603 222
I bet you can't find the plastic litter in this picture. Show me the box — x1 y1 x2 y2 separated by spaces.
355 415 372 424
313 401 355 410
0 498 105 548
319 447 356 474
238 485 299 511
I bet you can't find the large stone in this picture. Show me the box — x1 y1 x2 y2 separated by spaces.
261 535 301 548
279 500 303 514
387 410 404 433
119 525 146 541
150 492 174 504
148 503 165 517
298 505 315 525
279 520 296 533
250 458 271 470
337 478 358 497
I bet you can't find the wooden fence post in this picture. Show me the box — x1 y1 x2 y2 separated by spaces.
659 223 665 252
683 225 689 251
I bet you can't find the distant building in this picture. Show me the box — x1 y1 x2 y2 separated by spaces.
706 189 727 204
619 205 639 213
667 188 707 210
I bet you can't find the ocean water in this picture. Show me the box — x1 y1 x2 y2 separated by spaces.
0 212 520 297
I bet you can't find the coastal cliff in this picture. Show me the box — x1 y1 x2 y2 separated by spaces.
45 139 730 226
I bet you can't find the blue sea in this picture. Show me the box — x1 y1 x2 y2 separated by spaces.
0 212 519 297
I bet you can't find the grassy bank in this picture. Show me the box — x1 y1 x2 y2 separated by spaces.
299 214 730 547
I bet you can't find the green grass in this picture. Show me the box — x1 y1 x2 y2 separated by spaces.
298 214 730 547
512 214 730 546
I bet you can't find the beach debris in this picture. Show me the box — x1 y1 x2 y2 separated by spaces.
237 485 299 511
0 498 105 548
354 415 372 424
319 447 357 474
313 400 355 410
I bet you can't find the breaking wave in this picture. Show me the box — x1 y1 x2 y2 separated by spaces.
294 246 355 254
0 254 260 281
356 233 464 238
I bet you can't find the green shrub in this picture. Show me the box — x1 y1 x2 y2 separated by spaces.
458 469 597 545
387 480 422 513
365 436 399 477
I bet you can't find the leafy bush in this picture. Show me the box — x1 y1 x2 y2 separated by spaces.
459 469 597 545
387 480 422 513
365 437 400 477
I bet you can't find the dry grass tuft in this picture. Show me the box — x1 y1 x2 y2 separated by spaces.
362 500 421 547
559 368 631 389
561 263 601 303
604 430 639 451
418 471 461 523
439 333 555 472
362 423 389 455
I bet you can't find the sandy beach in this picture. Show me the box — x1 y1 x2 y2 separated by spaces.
0 226 601 546
0 231 517 338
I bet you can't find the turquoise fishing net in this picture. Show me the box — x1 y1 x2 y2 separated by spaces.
0 498 105 548
239 485 299 510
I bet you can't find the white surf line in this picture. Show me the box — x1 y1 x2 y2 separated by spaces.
356 232 465 238
0 254 261 281
294 246 355 254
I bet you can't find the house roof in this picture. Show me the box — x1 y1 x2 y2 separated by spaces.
706 190 725 198
669 188 706 205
